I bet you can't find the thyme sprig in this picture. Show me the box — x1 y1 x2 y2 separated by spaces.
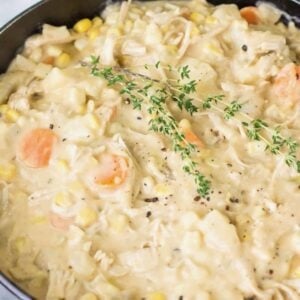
154 62 300 173
90 56 211 196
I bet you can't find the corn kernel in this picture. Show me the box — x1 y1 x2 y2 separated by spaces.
147 292 166 300
76 207 98 228
57 159 69 172
6 109 19 122
191 26 200 37
45 45 62 57
189 12 205 24
155 183 171 196
54 192 73 208
55 53 71 68
124 20 133 33
12 237 27 254
74 18 92 33
88 27 100 40
80 293 98 300
87 113 100 130
179 119 191 131
205 16 217 24
203 43 223 56
166 45 177 55
290 256 300 278
0 104 9 115
30 215 47 224
92 17 103 27
0 163 17 181
109 213 128 233
69 181 85 193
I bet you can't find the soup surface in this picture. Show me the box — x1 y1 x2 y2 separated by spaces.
0 1 300 299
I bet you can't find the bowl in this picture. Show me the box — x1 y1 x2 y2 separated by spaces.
0 0 299 299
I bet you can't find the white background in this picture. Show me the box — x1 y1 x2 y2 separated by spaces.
0 0 40 28
0 1 40 299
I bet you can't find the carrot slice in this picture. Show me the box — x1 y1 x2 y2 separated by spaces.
273 63 300 103
184 129 205 149
94 153 128 187
49 212 73 231
19 128 57 168
240 7 259 25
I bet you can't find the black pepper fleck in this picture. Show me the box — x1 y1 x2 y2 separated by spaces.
144 197 159 203
194 196 201 202
49 124 54 130
242 44 248 51
146 211 152 218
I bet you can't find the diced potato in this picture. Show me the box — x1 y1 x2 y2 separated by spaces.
0 163 17 181
109 213 129 233
76 207 98 228
147 292 166 300
45 45 62 57
54 53 71 68
34 63 52 79
80 293 98 300
179 119 191 131
74 38 88 51
11 236 31 254
74 18 93 33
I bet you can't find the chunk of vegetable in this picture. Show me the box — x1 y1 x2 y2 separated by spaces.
19 128 57 168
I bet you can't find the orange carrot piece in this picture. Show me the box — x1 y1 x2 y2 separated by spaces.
185 130 205 149
95 153 128 187
240 6 259 25
19 128 57 168
273 63 300 103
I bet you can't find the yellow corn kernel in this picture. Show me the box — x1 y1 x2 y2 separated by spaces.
0 163 17 181
76 207 98 228
80 293 98 300
87 113 100 130
205 15 217 24
109 213 128 233
57 159 69 172
166 45 177 55
189 12 205 24
124 20 133 33
12 237 27 254
290 256 300 278
179 118 191 131
155 183 171 196
147 292 166 300
203 43 223 56
92 17 103 27
191 25 200 37
0 104 9 115
54 192 73 208
88 27 100 40
69 180 85 193
5 109 19 122
55 52 71 68
74 18 92 33
30 215 47 224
